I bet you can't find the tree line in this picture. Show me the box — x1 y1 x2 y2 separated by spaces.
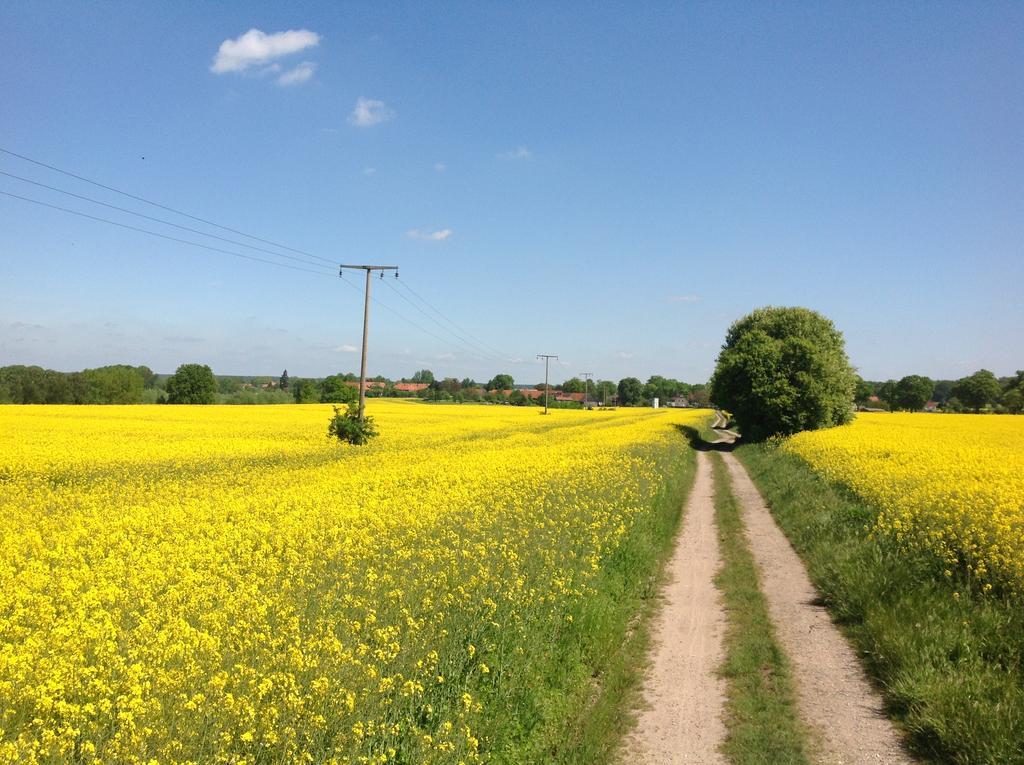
1 363 710 409
857 369 1024 414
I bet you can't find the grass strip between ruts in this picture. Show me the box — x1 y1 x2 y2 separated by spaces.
709 451 810 765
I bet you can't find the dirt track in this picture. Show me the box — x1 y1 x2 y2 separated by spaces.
622 449 727 764
721 451 912 764
621 414 912 764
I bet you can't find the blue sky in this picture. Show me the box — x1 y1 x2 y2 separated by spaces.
2 2 1021 384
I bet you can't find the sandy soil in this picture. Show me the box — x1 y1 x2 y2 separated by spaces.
720 450 913 765
621 450 728 764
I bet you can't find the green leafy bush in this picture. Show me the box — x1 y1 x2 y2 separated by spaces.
327 402 378 446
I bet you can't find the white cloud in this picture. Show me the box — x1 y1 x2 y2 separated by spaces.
406 228 453 241
349 97 394 127
670 294 700 303
334 344 358 353
435 353 455 361
498 146 532 160
277 61 316 86
618 351 634 360
434 162 447 172
211 28 321 74
363 167 377 176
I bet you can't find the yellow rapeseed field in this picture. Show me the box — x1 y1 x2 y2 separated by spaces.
0 402 707 764
783 413 1024 595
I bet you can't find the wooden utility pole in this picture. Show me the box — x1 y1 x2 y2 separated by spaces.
537 354 558 414
581 371 594 410
340 264 398 421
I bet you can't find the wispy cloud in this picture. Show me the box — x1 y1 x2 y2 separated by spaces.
435 352 455 361
406 228 452 241
349 97 394 127
434 162 447 172
363 167 377 176
497 146 532 160
334 344 358 353
211 29 320 74
618 351 634 360
670 294 700 303
277 61 316 86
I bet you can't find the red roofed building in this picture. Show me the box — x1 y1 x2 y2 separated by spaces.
554 391 586 403
394 382 430 393
343 380 387 392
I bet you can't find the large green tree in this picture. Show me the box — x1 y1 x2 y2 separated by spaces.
319 375 358 404
487 374 515 391
291 378 319 403
165 364 217 404
894 375 934 411
561 377 585 394
617 377 645 406
952 369 1002 413
595 380 617 405
709 306 856 441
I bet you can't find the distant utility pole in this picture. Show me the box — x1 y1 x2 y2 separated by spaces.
340 264 399 421
581 371 594 410
537 354 558 414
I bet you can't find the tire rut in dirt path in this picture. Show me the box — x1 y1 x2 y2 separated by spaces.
720 451 913 765
621 450 727 764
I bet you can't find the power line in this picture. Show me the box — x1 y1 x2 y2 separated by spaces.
380 277 507 363
0 146 336 266
2 183 490 361
0 147 518 369
0 189 337 278
0 170 332 271
395 278 511 360
337 269 483 353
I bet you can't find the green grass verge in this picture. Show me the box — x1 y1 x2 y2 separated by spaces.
490 439 700 764
736 444 1024 765
709 452 810 765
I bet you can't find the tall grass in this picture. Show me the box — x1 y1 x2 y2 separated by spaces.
737 444 1024 764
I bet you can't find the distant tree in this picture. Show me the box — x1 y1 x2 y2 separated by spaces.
165 364 216 404
319 375 358 404
894 375 934 411
617 377 645 406
1003 370 1024 392
292 378 319 403
40 369 73 403
595 380 617 405
487 374 515 391
877 380 898 411
644 375 683 404
218 377 241 395
135 366 158 389
944 396 964 413
561 377 586 394
853 376 874 404
460 378 477 389
439 377 462 394
952 369 1002 413
932 380 955 406
410 369 435 384
689 388 711 407
81 365 145 404
0 365 47 403
709 307 856 441
279 370 290 390
1002 388 1024 414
